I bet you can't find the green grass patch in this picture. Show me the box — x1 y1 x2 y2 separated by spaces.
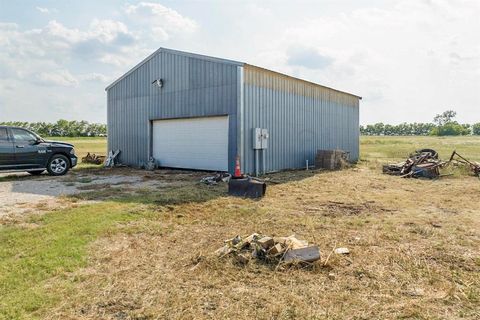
43 137 106 170
361 136 480 162
0 202 139 319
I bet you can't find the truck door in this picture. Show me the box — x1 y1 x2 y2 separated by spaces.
11 128 43 168
0 127 15 168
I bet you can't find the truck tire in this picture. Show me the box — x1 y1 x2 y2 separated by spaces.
47 154 70 176
417 148 438 159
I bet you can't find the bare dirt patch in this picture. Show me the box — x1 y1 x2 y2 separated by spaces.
0 168 205 224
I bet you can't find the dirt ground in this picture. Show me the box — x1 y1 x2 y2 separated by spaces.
0 168 195 223
25 165 477 320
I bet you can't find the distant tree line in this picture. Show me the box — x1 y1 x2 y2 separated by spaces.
0 120 107 137
361 110 480 136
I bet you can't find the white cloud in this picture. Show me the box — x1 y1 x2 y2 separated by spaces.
36 7 58 14
2 0 478 124
35 69 78 87
0 18 140 84
0 2 199 122
246 0 480 124
78 73 110 83
124 2 197 40
36 7 50 14
287 47 333 70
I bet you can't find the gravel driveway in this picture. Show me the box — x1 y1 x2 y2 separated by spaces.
0 169 189 221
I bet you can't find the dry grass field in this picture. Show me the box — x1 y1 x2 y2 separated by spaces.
1 136 479 319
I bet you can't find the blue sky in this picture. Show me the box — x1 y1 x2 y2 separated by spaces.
0 0 479 124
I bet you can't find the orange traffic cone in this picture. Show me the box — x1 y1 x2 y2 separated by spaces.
234 155 242 178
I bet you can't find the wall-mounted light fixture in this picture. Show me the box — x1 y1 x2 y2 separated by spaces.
152 78 164 88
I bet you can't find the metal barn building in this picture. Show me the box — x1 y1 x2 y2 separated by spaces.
106 48 361 174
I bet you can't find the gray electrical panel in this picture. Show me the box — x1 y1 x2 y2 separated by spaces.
261 128 269 149
253 128 269 150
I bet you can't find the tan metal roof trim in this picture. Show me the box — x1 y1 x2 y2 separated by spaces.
244 64 362 100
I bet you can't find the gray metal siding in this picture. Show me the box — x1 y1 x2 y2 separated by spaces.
242 65 360 174
107 50 239 171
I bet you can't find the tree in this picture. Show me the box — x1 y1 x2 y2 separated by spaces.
430 110 471 136
473 123 480 135
430 123 470 136
0 120 107 137
433 110 457 126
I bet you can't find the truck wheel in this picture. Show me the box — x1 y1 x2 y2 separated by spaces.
47 154 70 176
27 170 44 176
417 148 438 159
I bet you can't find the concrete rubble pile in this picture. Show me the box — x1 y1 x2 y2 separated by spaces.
215 234 321 266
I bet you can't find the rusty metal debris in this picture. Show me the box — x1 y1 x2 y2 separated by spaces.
449 151 480 177
383 149 480 179
215 234 321 267
200 172 231 185
383 149 444 178
81 152 106 165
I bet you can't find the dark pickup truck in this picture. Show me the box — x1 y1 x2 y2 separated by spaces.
0 126 77 176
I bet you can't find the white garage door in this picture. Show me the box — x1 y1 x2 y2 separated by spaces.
152 116 229 171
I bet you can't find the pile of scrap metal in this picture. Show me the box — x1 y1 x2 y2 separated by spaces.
449 151 480 177
81 152 106 165
383 149 443 179
200 172 232 185
215 234 320 267
383 149 480 179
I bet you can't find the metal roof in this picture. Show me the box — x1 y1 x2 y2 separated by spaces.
105 47 361 99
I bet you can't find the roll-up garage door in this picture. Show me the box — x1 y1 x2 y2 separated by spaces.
152 116 229 171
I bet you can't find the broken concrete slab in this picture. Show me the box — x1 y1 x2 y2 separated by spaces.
334 247 350 255
283 246 321 263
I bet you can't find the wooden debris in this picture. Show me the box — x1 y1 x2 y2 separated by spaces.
268 244 283 255
105 150 121 168
257 237 274 249
273 235 308 249
316 149 349 170
81 152 106 165
236 253 251 265
215 234 321 267
215 245 231 257
244 233 260 243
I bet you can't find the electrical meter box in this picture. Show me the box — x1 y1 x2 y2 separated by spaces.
253 128 269 150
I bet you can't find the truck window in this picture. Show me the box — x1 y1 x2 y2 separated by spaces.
11 128 37 142
0 128 9 141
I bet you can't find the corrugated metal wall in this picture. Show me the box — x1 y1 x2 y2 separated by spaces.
242 65 360 174
107 50 240 171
